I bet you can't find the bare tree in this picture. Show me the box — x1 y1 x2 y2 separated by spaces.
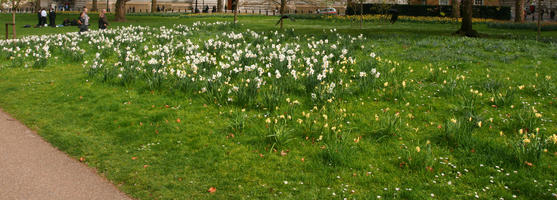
1 0 30 39
151 0 157 13
115 0 130 21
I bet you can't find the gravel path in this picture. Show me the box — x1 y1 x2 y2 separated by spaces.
0 109 131 200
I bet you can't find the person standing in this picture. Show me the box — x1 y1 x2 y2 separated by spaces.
49 8 56 27
98 9 109 30
41 8 48 26
530 5 535 20
78 7 90 33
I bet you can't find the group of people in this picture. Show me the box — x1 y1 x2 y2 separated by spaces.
35 7 109 33
525 4 556 21
77 8 110 33
36 8 56 27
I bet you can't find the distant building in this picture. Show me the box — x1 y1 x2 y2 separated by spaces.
10 0 552 21
407 0 499 6
43 0 349 14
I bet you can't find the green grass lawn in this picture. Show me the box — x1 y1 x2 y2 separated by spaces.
0 14 556 199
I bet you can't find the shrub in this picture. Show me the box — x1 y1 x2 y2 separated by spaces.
346 4 511 20
487 22 557 31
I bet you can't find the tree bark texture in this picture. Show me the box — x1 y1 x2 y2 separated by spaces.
456 0 478 37
280 0 286 29
35 0 40 12
12 1 17 39
514 0 524 22
217 0 224 12
115 0 127 21
452 0 460 18
233 0 239 25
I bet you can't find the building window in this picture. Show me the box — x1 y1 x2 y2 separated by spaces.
439 0 449 5
474 0 483 5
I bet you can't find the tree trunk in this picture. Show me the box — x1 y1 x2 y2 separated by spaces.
217 0 223 12
536 0 541 40
92 0 98 11
35 0 40 12
514 0 524 22
233 0 239 26
452 0 460 18
346 0 352 14
280 0 286 29
12 1 16 39
151 0 157 13
115 0 127 21
455 0 478 37
360 0 363 29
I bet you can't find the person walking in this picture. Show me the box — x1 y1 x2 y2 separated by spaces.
49 8 56 27
98 9 109 30
77 7 90 33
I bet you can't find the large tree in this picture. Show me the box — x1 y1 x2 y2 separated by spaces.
514 0 524 22
151 0 156 13
455 0 478 37
115 0 129 21
92 0 98 11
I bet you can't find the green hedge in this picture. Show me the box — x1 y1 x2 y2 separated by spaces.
127 13 183 17
347 4 511 20
487 22 557 31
